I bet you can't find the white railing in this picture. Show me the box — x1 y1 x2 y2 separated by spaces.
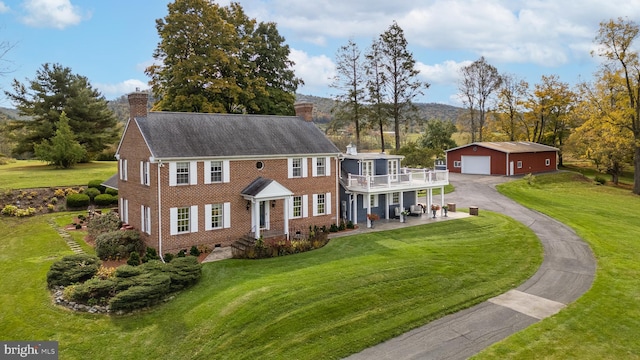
345 168 448 191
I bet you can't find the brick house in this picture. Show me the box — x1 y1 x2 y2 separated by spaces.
339 144 449 228
114 92 340 255
446 141 559 176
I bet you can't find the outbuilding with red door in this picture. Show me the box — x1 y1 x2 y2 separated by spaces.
446 141 558 176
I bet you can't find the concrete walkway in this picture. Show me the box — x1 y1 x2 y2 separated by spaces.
345 173 596 360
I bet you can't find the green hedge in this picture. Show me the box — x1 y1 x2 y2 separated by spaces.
46 254 101 288
105 188 118 196
108 273 172 311
66 193 90 208
84 187 101 200
94 194 116 206
95 230 144 260
88 179 106 193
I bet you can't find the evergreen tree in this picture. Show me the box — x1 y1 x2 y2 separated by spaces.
420 119 457 158
33 112 86 168
377 21 428 151
147 0 301 115
5 63 118 159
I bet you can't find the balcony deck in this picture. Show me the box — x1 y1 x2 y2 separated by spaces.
343 169 449 194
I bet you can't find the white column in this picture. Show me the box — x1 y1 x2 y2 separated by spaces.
253 200 260 239
284 196 290 239
367 195 372 228
385 193 390 219
440 186 445 215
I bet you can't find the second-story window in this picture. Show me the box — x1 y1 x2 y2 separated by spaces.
176 162 190 185
210 161 222 183
316 157 326 176
292 158 302 177
388 160 398 180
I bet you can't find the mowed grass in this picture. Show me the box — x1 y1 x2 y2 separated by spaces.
0 212 541 360
0 160 117 189
474 172 640 359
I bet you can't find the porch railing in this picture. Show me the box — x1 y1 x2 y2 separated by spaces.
344 168 448 190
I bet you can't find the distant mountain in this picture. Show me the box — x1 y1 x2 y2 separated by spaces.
0 107 31 121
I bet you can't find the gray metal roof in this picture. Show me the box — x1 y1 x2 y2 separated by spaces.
135 112 340 159
447 141 559 154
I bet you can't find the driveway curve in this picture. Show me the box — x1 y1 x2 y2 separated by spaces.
346 173 596 360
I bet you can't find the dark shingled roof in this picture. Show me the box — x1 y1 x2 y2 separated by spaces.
135 112 340 158
241 177 273 197
102 174 119 190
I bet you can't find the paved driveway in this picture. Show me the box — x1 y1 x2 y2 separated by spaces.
346 173 596 360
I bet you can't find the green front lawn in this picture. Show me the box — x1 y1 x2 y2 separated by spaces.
0 211 540 360
474 172 640 359
0 160 117 190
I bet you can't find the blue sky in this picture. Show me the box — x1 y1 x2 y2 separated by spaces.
0 0 638 108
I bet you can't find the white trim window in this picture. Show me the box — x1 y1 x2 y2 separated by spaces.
388 160 398 180
391 192 400 205
517 161 523 169
545 158 551 166
141 205 151 234
120 198 129 224
292 196 302 218
170 206 198 235
362 161 374 177
170 161 198 186
453 161 461 168
205 203 231 230
140 161 150 186
365 194 379 208
205 160 230 184
119 159 128 181
312 157 331 177
312 193 331 216
288 157 308 178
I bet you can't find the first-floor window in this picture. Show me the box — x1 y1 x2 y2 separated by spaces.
453 161 461 168
391 192 400 204
177 207 190 233
369 194 379 208
517 161 523 169
545 158 551 166
210 203 223 229
313 193 331 216
293 196 302 218
141 206 151 234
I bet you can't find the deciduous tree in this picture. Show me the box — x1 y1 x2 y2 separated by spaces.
495 74 529 141
593 17 640 194
147 0 301 115
458 56 502 142
420 119 457 158
5 63 118 160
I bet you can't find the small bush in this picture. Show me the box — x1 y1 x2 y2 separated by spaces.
105 188 118 196
329 223 339 232
95 230 144 260
166 256 202 291
66 193 90 208
176 249 186 257
84 187 101 201
94 194 115 206
88 179 106 193
46 254 101 288
189 245 201 257
163 253 174 263
1 204 17 216
88 212 122 239
108 273 172 312
67 277 115 304
594 175 607 185
114 265 143 279
142 247 160 263
54 188 66 198
346 221 355 229
127 251 141 266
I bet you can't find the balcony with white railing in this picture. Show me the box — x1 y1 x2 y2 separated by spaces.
343 168 449 193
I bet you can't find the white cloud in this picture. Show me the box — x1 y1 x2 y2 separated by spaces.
0 2 10 13
95 79 148 100
289 48 335 95
417 60 471 86
21 0 87 29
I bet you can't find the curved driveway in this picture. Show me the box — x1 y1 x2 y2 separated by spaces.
346 173 596 360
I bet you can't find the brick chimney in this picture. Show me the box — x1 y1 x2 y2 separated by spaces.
294 102 314 122
128 89 148 121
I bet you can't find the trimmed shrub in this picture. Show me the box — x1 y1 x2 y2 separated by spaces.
84 187 101 201
95 230 144 260
163 253 174 263
166 257 202 291
105 187 118 196
66 193 90 208
88 179 106 193
94 194 115 206
142 247 160 263
189 245 201 257
108 273 171 312
88 211 122 239
46 254 101 288
594 175 607 185
67 277 115 304
114 265 143 279
127 251 141 266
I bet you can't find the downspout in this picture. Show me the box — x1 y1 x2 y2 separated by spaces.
506 153 510 176
335 155 339 226
157 160 164 262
